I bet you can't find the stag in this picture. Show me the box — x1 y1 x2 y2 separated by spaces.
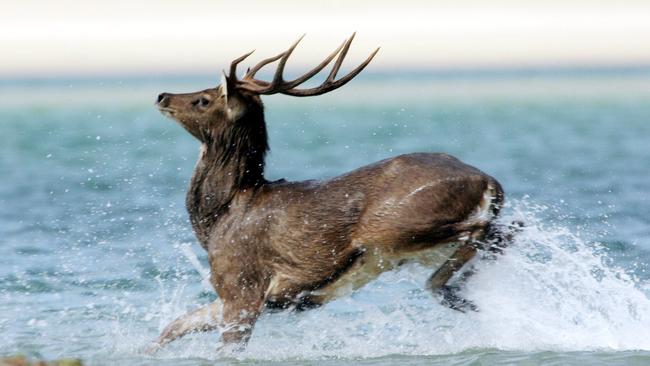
149 34 508 353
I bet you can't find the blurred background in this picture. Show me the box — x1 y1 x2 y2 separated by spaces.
3 0 650 76
1 1 650 365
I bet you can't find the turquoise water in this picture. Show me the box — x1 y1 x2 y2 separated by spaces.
1 70 650 365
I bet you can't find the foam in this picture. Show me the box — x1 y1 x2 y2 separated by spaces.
111 199 650 361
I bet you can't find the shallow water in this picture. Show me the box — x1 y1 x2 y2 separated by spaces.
1 70 650 364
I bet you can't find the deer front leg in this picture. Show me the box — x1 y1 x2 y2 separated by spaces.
216 293 265 353
210 254 270 352
145 299 223 354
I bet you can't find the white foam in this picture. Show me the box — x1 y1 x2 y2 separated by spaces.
111 199 650 361
177 242 213 293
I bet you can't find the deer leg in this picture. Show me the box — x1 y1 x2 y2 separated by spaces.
216 296 265 353
145 299 223 354
483 220 524 256
426 242 478 312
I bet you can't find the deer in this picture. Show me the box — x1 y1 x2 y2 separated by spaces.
147 34 510 354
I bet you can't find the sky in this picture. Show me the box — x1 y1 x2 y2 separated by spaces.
2 0 650 77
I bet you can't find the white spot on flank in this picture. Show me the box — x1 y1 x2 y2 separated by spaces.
466 184 496 224
399 183 435 205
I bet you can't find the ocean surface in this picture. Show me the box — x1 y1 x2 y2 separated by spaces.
1 69 650 365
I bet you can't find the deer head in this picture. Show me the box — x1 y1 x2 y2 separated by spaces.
155 33 379 144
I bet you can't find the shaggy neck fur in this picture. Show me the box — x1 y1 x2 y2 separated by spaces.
187 102 269 246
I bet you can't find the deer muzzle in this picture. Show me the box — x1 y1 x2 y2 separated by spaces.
156 93 171 108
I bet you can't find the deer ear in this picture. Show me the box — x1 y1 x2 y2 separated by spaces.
220 71 230 102
225 95 247 121
220 73 245 120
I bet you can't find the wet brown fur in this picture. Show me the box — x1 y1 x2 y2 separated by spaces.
150 72 504 350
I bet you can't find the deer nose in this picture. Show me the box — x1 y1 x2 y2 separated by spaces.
157 93 170 107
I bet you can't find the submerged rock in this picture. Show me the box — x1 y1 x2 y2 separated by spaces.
0 355 82 366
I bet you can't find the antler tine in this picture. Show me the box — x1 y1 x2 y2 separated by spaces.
245 34 305 81
283 47 380 97
326 33 355 83
280 38 346 90
229 50 255 80
245 54 283 80
269 34 305 88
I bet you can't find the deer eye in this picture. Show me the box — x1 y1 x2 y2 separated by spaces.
192 97 211 107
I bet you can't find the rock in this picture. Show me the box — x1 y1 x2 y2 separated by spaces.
54 360 82 366
0 356 82 366
0 355 28 366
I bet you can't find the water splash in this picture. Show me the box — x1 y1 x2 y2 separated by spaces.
110 199 650 361
177 243 212 293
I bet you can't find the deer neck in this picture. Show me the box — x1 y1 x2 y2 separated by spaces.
186 111 269 245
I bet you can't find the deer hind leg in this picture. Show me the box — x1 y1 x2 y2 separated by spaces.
425 220 522 312
425 241 479 312
145 299 223 354
484 220 524 255
425 181 509 311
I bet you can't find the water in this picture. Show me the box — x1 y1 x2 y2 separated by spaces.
1 70 650 365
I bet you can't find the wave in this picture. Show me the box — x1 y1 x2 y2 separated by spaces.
109 199 650 361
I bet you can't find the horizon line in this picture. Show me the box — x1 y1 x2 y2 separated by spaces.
2 63 650 84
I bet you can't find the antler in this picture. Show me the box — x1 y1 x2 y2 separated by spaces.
228 33 379 97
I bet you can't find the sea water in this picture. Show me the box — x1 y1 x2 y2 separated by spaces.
1 70 649 365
